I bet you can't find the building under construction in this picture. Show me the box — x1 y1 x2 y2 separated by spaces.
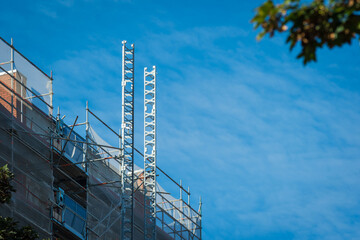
0 37 202 240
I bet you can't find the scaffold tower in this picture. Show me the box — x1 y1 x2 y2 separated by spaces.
144 66 157 240
0 36 202 240
121 40 135 240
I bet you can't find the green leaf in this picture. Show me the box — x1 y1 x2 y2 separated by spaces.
252 0 360 65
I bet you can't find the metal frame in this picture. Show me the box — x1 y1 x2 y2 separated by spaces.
121 40 135 240
0 37 203 240
0 37 55 238
84 105 123 239
0 37 54 116
144 66 157 239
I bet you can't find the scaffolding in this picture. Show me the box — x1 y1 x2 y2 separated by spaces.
144 66 157 240
121 40 135 240
0 37 54 239
0 37 202 240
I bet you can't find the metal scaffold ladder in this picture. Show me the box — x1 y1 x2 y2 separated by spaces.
144 66 157 240
121 40 135 240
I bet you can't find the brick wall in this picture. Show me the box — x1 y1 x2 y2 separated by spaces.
0 70 26 122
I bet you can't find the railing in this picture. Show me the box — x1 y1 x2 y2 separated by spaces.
52 193 87 240
156 191 201 240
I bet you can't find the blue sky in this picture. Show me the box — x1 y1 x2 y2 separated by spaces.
2 0 360 239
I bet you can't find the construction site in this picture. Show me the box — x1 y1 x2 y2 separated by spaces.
0 37 202 240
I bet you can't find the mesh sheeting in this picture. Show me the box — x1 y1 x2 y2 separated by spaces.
0 39 52 115
87 126 158 239
88 125 143 173
61 123 86 169
87 125 122 239
0 40 11 71
0 72 51 147
87 156 122 239
0 91 201 240
156 184 201 240
88 125 201 239
0 109 53 239
88 125 121 174
0 38 203 239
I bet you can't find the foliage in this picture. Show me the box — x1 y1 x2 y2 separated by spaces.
0 217 39 240
0 164 15 204
0 164 39 240
251 0 360 64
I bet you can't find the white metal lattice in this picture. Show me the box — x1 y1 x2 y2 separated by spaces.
121 40 135 240
144 66 157 240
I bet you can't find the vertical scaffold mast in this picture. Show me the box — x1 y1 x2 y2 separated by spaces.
121 40 135 240
144 66 157 240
